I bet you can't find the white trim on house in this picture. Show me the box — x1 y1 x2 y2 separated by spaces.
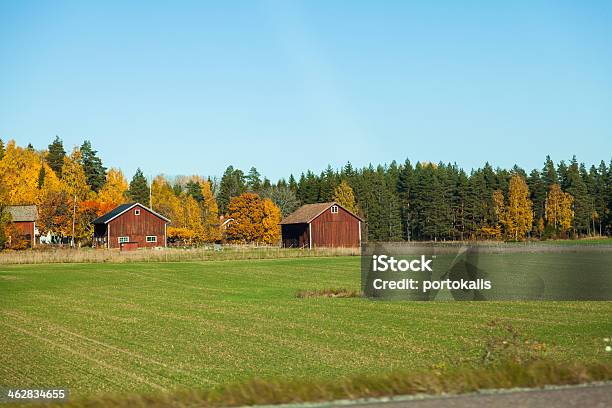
146 235 157 243
118 236 129 244
308 223 312 249
303 202 362 224
358 221 362 246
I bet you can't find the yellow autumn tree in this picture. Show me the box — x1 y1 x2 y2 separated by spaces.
98 168 128 214
0 140 46 205
261 198 281 244
225 193 281 244
545 184 574 233
492 176 533 241
225 193 264 243
200 180 221 242
154 175 215 245
506 175 533 241
183 194 204 243
152 175 181 222
332 180 359 215
60 149 91 201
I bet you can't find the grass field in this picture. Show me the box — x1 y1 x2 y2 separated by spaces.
1 256 611 402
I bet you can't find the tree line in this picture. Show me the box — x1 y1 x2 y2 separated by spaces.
215 157 611 242
0 136 610 248
271 158 610 241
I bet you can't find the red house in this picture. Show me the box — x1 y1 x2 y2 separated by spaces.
280 202 363 248
92 203 170 249
6 205 38 248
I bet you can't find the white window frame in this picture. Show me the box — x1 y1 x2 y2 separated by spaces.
135 209 141 216
146 236 157 243
118 236 129 244
331 205 339 214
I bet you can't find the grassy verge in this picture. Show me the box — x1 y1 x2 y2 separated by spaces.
16 359 612 408
0 246 359 265
2 238 611 265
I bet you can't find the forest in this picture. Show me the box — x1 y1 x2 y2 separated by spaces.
0 136 610 248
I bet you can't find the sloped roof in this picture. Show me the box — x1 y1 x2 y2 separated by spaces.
6 205 38 222
92 203 170 224
280 202 362 225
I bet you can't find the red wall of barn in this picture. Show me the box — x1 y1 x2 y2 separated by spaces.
13 221 34 237
310 206 360 247
12 221 35 247
107 205 166 249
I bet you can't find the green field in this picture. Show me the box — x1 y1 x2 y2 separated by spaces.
1 256 611 399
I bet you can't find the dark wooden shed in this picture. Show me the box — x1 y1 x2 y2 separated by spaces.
280 202 362 248
92 203 170 249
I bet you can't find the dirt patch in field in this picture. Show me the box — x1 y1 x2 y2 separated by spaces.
0 275 21 281
296 288 360 298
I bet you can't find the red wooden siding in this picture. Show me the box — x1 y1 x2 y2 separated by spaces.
11 221 35 247
107 205 166 249
310 206 360 247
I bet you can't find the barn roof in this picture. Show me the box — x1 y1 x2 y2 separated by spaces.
280 202 362 224
6 205 38 222
92 202 170 224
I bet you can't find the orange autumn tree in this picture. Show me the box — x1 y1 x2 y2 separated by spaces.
225 193 281 244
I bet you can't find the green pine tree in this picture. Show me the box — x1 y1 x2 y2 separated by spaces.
527 169 546 233
185 180 203 201
397 159 414 241
46 135 66 177
37 165 46 189
246 167 262 192
542 155 558 188
218 166 246 214
318 165 337 202
128 168 150 204
565 157 591 235
80 140 107 192
288 174 298 192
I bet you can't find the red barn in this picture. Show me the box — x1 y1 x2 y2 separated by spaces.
6 205 38 248
280 202 363 248
92 203 170 249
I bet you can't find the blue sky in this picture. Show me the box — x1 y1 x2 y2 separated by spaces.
1 1 611 180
